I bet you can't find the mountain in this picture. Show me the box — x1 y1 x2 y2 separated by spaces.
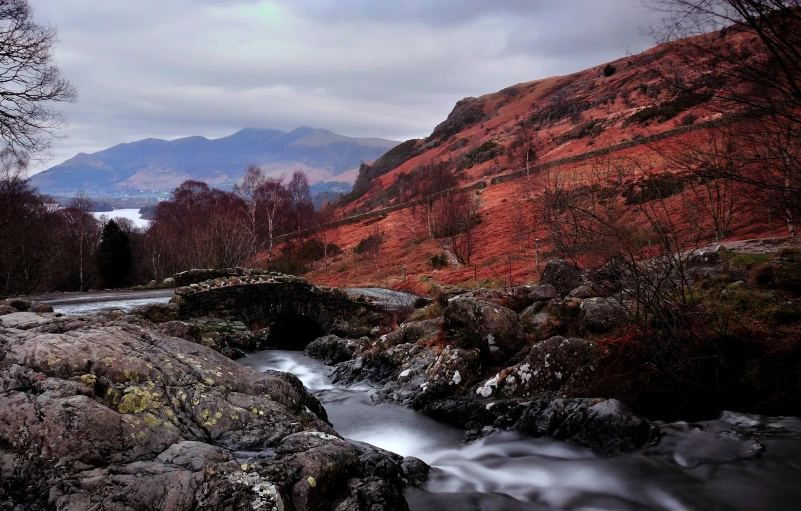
30 127 400 196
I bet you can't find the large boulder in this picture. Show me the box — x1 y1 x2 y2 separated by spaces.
0 316 414 510
540 260 582 296
580 297 626 333
519 310 557 341
379 318 442 348
304 334 364 365
444 297 524 364
516 397 657 454
530 284 558 301
686 249 725 278
472 336 600 399
421 396 657 454
424 345 482 395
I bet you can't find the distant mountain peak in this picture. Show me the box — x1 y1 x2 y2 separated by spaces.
29 127 400 197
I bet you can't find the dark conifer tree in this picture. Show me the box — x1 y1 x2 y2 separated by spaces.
97 219 132 288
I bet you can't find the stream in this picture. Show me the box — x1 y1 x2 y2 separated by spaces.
240 350 801 511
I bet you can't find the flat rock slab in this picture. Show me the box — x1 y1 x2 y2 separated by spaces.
0 311 53 329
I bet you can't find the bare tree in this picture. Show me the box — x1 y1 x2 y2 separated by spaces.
645 0 801 235
447 190 481 265
0 147 58 294
315 201 338 274
61 192 100 291
287 170 313 237
0 0 77 159
258 177 288 262
661 130 741 241
233 163 267 254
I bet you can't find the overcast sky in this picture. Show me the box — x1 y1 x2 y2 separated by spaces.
30 0 661 173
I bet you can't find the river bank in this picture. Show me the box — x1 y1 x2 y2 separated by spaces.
242 350 801 511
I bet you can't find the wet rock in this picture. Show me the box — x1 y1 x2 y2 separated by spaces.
567 285 596 299
305 334 364 365
347 440 429 489
157 320 200 343
379 318 442 348
540 260 582 296
133 302 179 323
369 344 441 406
472 336 599 400
0 316 410 509
422 396 656 454
516 398 657 454
425 346 482 395
400 457 429 488
444 297 524 364
519 310 557 340
0 304 18 316
332 341 436 391
580 297 625 333
530 284 558 301
28 301 54 313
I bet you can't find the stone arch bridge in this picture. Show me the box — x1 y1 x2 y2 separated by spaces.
168 268 384 349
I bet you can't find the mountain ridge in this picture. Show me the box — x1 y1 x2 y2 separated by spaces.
31 127 400 196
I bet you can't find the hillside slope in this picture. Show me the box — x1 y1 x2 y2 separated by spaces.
283 25 782 291
31 127 400 196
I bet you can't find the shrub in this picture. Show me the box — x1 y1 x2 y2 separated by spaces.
622 174 686 205
460 140 503 169
430 253 449 269
268 255 307 275
354 232 384 255
627 90 712 125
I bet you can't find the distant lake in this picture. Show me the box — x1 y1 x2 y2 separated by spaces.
91 208 151 229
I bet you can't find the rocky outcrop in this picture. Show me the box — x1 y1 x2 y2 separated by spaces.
0 314 419 510
428 96 485 141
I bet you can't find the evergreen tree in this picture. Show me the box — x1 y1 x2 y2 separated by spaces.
97 219 131 288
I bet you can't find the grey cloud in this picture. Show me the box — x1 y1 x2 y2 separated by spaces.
29 1 662 173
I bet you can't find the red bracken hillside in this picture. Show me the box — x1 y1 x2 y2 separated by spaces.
265 25 791 294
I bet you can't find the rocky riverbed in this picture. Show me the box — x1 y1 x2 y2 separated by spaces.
2 256 801 509
243 350 801 511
